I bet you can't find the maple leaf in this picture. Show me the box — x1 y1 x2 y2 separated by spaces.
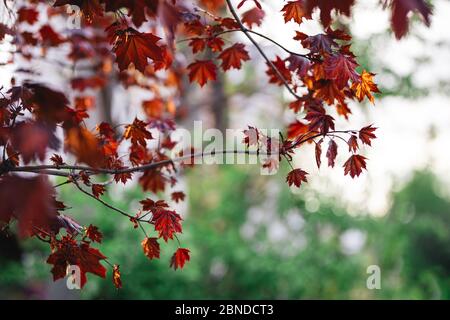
112 265 122 289
351 70 380 103
17 7 39 25
124 118 153 147
46 237 107 288
140 198 169 212
266 56 292 85
241 8 265 29
313 79 346 105
315 138 323 169
171 191 186 203
141 237 161 260
39 25 65 47
343 154 367 178
391 0 432 39
11 122 60 164
286 168 308 188
187 60 217 87
326 139 338 168
287 120 308 140
207 37 225 52
281 1 311 24
0 175 57 237
85 224 103 243
324 52 359 88
348 135 359 153
50 154 65 166
104 0 158 27
304 0 355 27
139 169 167 193
304 106 335 134
151 209 183 242
294 32 337 55
111 28 163 73
189 38 206 54
91 184 106 198
287 55 311 77
359 125 377 146
65 126 104 168
170 248 190 270
24 83 70 124
218 43 250 71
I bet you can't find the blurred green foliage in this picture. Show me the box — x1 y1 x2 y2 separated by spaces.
0 166 448 299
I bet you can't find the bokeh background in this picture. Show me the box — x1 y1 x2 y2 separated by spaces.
0 0 449 299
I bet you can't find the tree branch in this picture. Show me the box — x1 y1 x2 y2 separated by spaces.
224 0 302 100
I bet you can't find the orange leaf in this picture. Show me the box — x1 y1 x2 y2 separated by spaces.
112 265 122 289
351 70 380 103
281 1 311 24
141 237 161 260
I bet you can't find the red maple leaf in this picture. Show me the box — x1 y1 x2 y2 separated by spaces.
266 56 292 85
281 1 311 24
11 122 60 164
348 135 359 152
218 43 250 71
359 125 377 146
111 27 163 73
304 0 355 27
105 0 158 27
241 7 265 29
91 184 106 198
391 0 432 39
141 237 161 260
46 237 107 288
315 138 323 169
85 224 103 243
139 169 167 193
151 209 183 242
170 248 190 270
187 60 217 87
287 120 308 140
189 38 206 54
343 154 367 178
326 139 338 168
304 106 335 134
124 118 153 147
324 52 359 88
17 7 39 25
0 175 58 237
171 191 186 203
286 169 308 188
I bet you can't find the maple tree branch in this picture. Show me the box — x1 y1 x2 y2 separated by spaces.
224 0 302 100
4 131 357 178
7 149 263 176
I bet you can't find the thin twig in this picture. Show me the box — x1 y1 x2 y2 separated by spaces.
224 0 302 100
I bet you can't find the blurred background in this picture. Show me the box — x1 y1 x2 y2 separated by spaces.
0 0 449 299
